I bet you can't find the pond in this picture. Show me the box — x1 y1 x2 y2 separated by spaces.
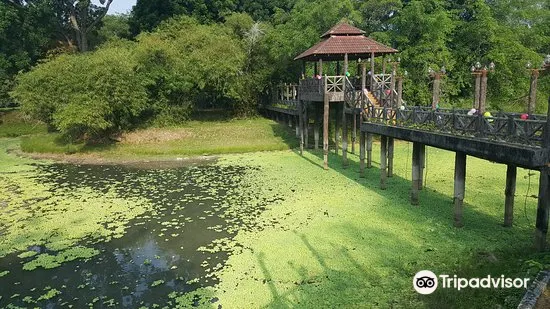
0 160 283 308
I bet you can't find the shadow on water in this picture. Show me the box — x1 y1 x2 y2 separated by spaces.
0 162 283 308
256 230 538 309
258 145 540 308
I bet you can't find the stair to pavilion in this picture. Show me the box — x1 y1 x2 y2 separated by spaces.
365 89 380 107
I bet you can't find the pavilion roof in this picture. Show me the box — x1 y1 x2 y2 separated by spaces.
321 23 365 38
294 22 398 62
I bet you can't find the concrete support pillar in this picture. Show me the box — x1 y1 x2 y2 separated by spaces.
366 133 373 168
342 109 349 168
299 101 304 155
360 131 366 177
453 152 467 227
334 105 339 155
419 144 426 190
380 135 388 190
352 113 357 154
504 165 517 227
411 142 421 206
295 116 299 138
304 104 309 149
323 94 329 170
314 105 320 150
387 137 394 177
535 167 550 251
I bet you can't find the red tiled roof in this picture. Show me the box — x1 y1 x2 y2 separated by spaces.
294 34 398 61
321 23 365 38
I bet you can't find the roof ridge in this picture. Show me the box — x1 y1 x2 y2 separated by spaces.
321 22 365 38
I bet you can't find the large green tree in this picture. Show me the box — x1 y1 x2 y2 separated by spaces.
0 1 56 106
391 0 456 105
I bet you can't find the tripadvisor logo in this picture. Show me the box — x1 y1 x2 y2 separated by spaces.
413 270 438 295
413 270 530 295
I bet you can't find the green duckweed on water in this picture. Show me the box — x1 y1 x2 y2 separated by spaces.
0 138 152 269
171 145 544 308
0 136 548 308
22 246 99 270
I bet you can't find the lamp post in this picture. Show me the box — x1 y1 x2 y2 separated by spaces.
396 70 407 109
428 66 446 110
388 58 400 108
471 62 495 114
526 54 550 115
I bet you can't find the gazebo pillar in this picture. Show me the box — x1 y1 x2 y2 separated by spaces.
342 53 349 167
370 52 375 91
323 89 330 170
319 59 323 76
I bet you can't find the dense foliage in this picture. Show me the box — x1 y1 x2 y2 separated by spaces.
6 0 550 141
11 17 252 140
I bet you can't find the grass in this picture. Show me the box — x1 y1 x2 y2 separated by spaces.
0 110 46 138
173 144 549 309
19 117 298 158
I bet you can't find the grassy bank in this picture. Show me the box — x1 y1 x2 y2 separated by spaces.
18 117 297 159
0 110 47 138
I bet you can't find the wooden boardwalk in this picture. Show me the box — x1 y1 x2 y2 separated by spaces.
260 79 550 251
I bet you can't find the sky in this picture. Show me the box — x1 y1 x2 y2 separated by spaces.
97 0 137 15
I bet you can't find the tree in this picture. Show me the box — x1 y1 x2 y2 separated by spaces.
50 0 114 52
129 0 238 36
91 14 131 47
128 0 182 36
0 1 56 106
356 0 402 35
7 0 115 52
236 0 294 21
392 0 456 105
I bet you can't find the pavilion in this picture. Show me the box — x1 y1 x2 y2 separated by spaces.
293 22 398 169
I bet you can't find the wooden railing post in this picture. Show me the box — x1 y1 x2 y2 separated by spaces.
507 116 514 140
453 109 459 131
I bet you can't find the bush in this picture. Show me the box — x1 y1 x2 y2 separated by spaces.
12 40 150 141
136 16 246 115
11 16 265 142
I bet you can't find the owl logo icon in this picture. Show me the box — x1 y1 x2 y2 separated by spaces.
413 270 438 294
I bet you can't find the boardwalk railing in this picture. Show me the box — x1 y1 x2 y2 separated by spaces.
300 78 323 95
324 76 345 93
264 83 299 111
364 106 548 148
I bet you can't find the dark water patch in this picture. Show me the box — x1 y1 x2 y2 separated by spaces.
0 162 283 308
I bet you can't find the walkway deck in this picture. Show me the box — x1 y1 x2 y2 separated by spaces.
260 89 550 252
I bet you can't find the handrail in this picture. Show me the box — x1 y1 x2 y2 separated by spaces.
364 106 547 148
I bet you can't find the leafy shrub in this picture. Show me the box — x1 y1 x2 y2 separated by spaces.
11 16 265 142
12 40 150 141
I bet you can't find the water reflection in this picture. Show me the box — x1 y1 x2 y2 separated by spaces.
0 162 278 308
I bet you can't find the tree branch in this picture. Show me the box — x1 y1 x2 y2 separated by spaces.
86 0 113 34
68 2 80 32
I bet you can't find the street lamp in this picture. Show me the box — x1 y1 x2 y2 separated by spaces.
429 66 447 110
471 62 495 113
386 58 400 107
526 55 550 115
